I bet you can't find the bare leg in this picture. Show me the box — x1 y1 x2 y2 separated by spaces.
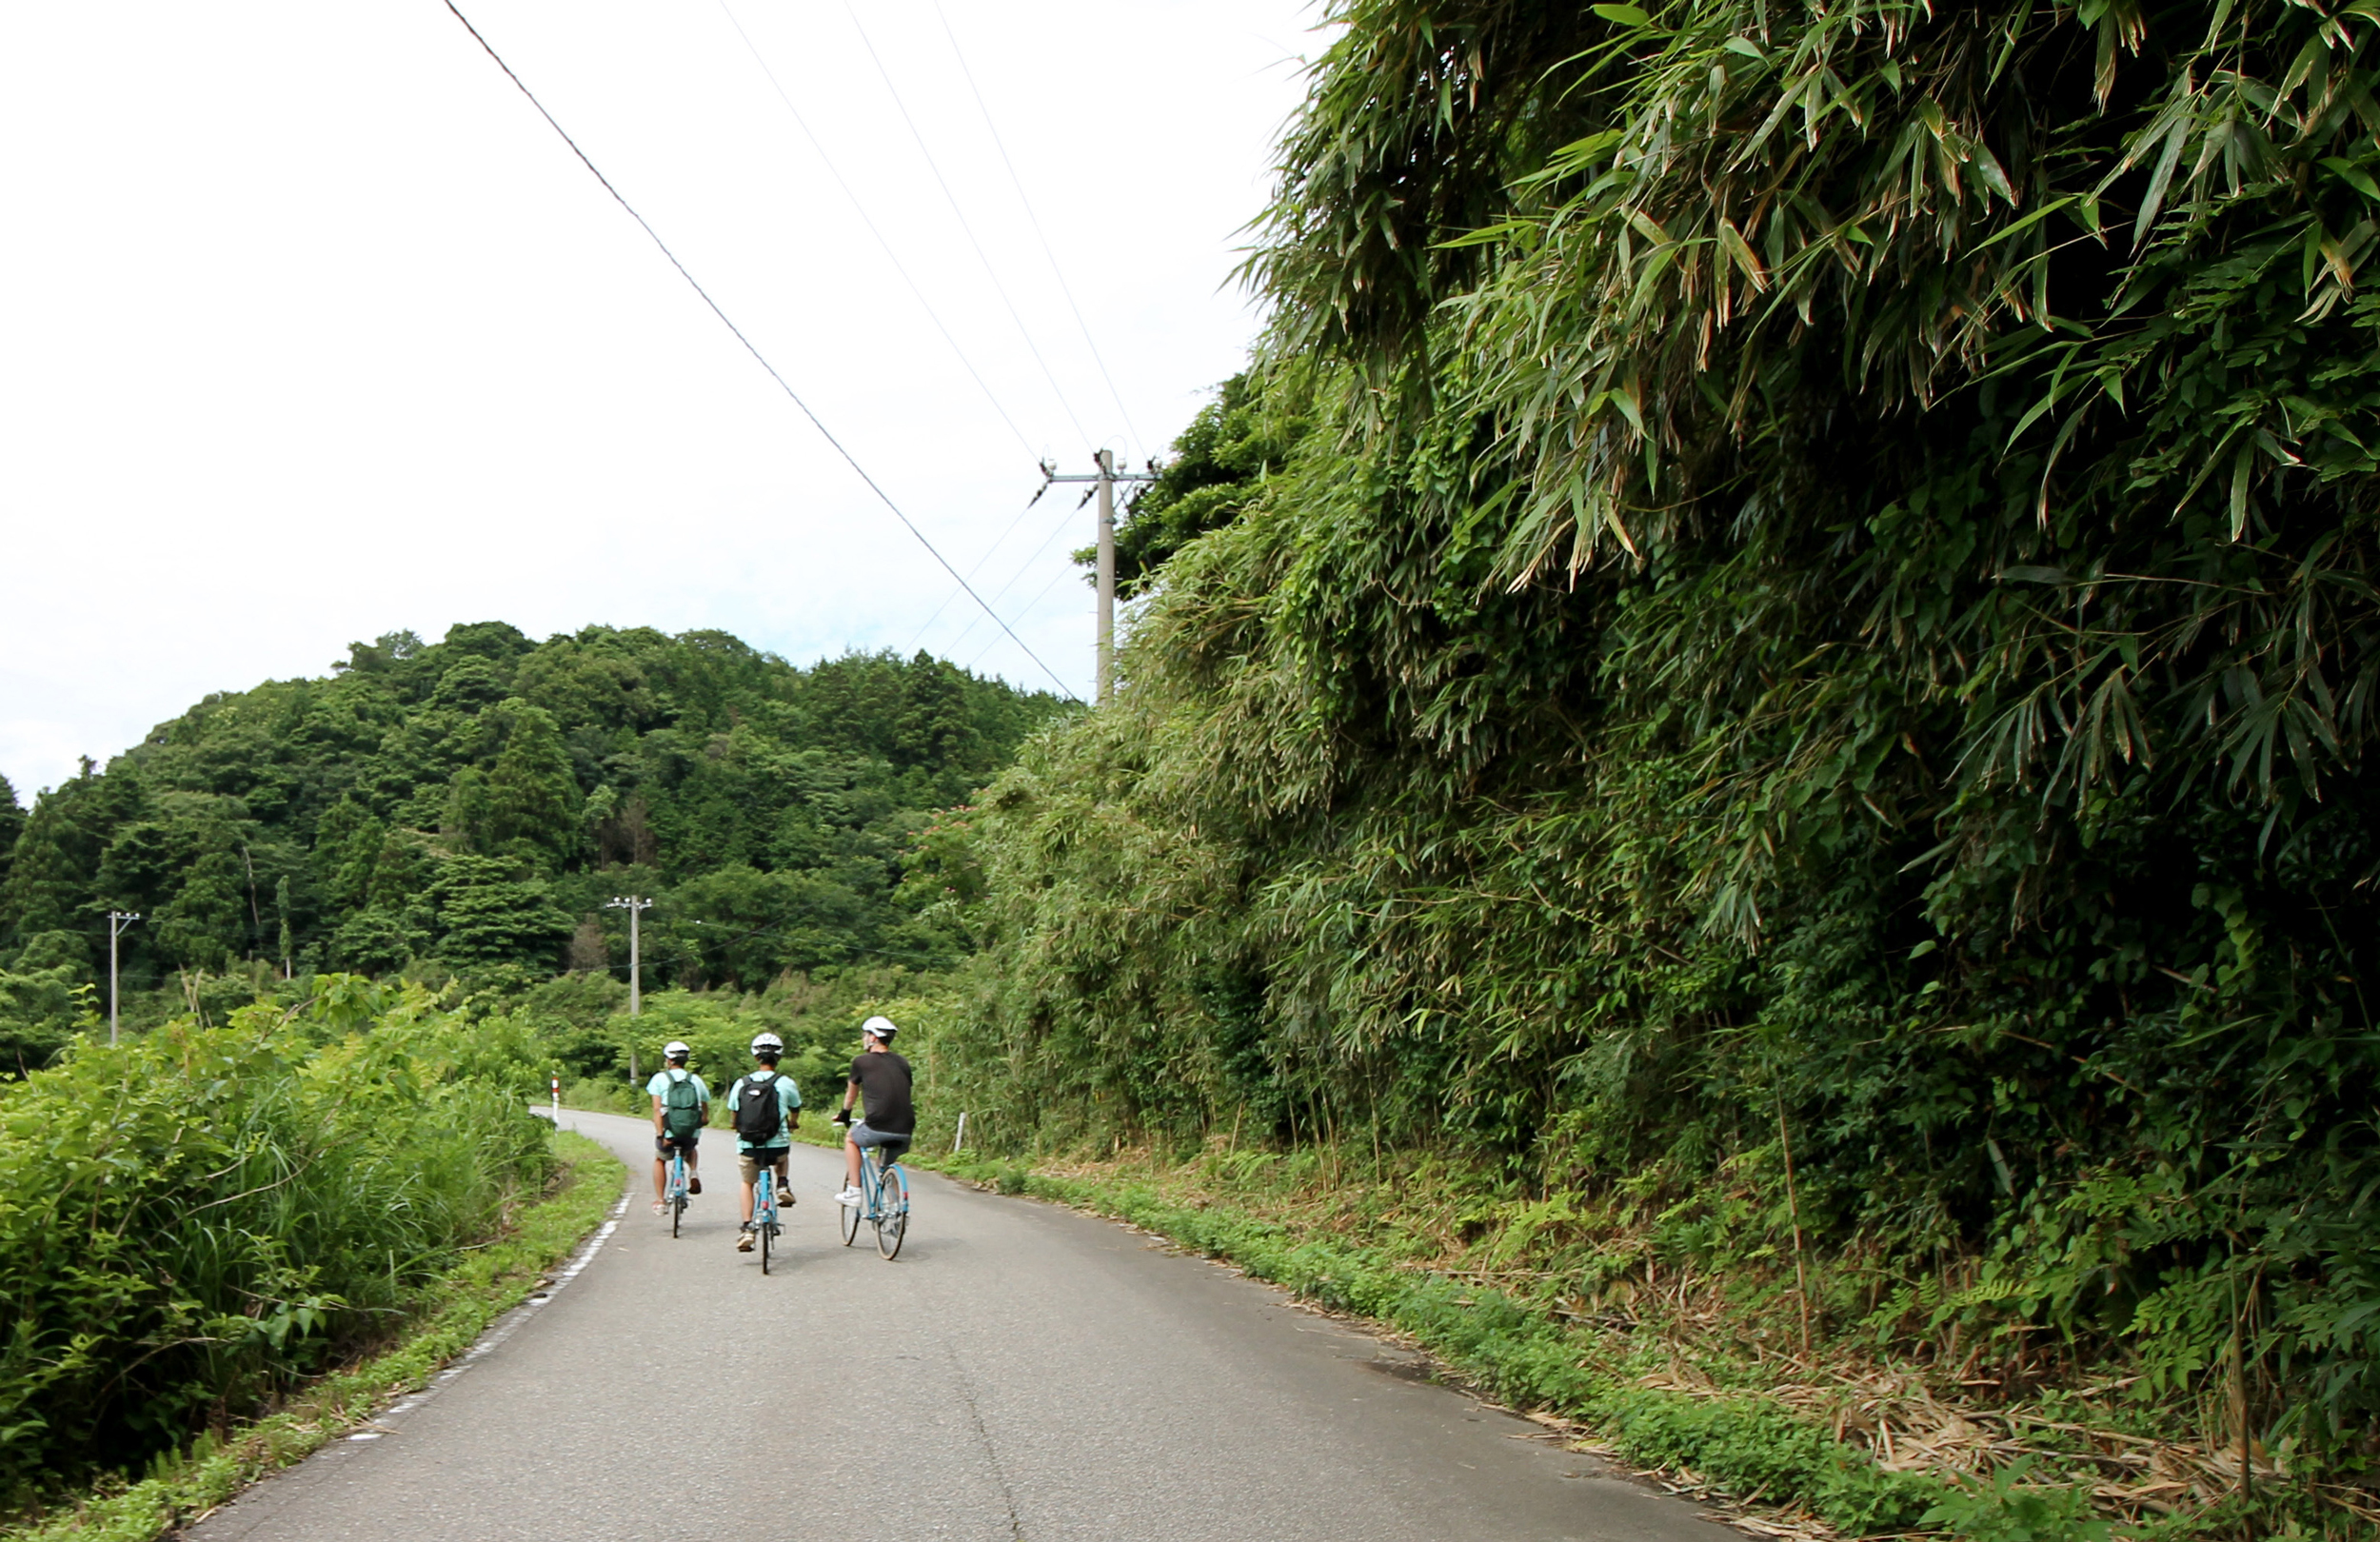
653 1156 668 1202
844 1137 863 1190
742 1157 788 1225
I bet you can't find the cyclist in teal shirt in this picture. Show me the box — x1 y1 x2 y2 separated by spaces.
645 1039 709 1217
725 1032 802 1252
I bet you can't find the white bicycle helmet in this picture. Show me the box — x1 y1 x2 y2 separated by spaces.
664 1040 691 1058
750 1032 784 1054
861 1015 898 1041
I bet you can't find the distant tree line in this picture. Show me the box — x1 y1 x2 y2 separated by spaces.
0 623 1067 1062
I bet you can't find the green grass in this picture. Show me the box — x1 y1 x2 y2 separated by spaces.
1 1130 625 1542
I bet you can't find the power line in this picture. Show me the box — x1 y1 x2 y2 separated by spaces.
438 0 1081 704
941 500 1084 658
965 561 1084 677
945 503 1083 653
710 0 1039 457
903 487 1056 653
931 0 1144 453
840 3 1097 451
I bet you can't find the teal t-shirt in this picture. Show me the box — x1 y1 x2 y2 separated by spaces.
725 1070 802 1151
645 1068 710 1124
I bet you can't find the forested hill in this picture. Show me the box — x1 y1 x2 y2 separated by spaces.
0 623 1065 1004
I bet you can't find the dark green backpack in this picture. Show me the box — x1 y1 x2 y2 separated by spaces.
661 1072 704 1138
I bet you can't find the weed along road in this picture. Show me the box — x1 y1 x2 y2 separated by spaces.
190 1110 1726 1542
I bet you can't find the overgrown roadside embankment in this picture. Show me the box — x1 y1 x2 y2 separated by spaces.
928 1147 2365 1542
0 1127 624 1542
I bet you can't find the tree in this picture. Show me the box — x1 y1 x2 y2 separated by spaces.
333 630 424 677
485 702 584 867
891 657 980 780
0 772 132 944
440 768 495 856
328 907 430 975
0 775 25 900
0 946 87 1074
316 798 387 910
1092 372 1311 591
427 855 572 970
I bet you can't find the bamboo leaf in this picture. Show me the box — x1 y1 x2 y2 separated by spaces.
2320 155 2380 202
1970 195 2077 253
2229 441 2255 541
2132 110 2192 247
1717 219 1771 292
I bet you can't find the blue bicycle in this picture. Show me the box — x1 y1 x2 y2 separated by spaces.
664 1148 690 1238
753 1162 784 1274
839 1140 910 1260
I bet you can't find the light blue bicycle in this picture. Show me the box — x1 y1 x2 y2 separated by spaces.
664 1147 690 1238
753 1162 784 1274
838 1136 910 1260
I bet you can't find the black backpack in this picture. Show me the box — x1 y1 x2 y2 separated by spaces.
734 1072 783 1146
661 1071 704 1138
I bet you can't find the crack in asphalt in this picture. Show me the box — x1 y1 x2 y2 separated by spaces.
942 1339 1028 1541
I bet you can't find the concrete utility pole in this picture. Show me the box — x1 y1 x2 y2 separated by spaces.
106 911 142 1046
1095 449 1118 701
605 896 652 1081
1038 453 1157 703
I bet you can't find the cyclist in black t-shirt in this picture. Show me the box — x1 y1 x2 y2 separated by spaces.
832 1015 914 1206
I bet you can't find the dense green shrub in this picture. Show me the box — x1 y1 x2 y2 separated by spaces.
935 0 2380 1482
0 978 556 1499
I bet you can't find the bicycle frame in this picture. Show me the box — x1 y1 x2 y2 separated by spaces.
843 1142 909 1259
753 1160 784 1274
665 1149 689 1238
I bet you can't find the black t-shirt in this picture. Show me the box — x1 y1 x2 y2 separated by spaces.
849 1051 915 1136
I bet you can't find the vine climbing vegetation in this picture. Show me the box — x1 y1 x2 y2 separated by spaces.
935 0 2380 1494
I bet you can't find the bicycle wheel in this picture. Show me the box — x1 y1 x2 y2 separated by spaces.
672 1193 684 1237
875 1162 909 1260
759 1177 774 1275
839 1179 862 1246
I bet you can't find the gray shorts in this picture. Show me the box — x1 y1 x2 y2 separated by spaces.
848 1121 910 1154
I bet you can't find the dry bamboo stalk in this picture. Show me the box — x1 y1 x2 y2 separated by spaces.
1775 1090 1813 1359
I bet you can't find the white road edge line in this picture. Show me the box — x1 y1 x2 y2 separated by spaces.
346 1172 630 1441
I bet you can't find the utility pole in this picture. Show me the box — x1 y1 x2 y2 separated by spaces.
1094 449 1117 702
605 896 652 1082
106 911 142 1046
1037 452 1157 703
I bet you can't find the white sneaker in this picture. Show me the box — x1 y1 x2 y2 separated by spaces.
834 1186 863 1206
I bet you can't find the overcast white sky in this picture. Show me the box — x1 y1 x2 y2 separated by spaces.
0 1 1323 801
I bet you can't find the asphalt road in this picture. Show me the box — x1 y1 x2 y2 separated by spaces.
190 1109 1730 1542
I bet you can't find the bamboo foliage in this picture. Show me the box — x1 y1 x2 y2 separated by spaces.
945 0 2380 1465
